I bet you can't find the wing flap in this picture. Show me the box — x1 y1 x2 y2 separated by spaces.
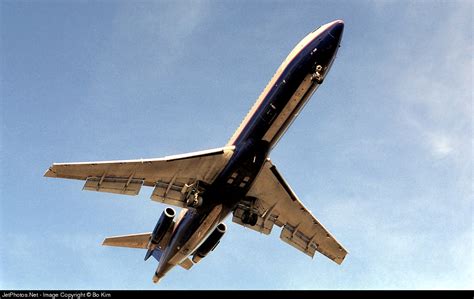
280 225 316 258
83 177 143 196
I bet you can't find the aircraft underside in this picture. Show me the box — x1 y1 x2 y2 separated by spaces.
44 19 348 284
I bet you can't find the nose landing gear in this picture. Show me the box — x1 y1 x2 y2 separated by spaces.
311 64 324 84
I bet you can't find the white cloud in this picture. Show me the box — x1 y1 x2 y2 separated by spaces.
111 1 210 67
315 197 473 289
428 133 454 158
385 5 472 164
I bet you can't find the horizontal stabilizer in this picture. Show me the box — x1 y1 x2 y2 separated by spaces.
102 233 151 249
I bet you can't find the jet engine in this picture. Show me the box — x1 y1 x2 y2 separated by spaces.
144 207 175 261
192 223 226 263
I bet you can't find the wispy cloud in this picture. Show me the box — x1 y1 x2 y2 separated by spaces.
391 6 472 163
314 197 473 289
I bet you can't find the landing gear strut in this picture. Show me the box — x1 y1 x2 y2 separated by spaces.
186 192 203 208
183 182 204 208
311 64 324 84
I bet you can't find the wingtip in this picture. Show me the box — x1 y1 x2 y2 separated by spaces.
101 237 112 246
43 167 56 178
335 251 348 265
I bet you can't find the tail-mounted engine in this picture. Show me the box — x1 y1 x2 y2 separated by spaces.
144 207 175 261
192 223 227 263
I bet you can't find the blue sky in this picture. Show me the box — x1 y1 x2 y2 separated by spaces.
1 0 472 290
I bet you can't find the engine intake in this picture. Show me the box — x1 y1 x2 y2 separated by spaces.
192 223 226 263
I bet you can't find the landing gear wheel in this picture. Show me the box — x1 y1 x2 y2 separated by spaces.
186 192 203 208
242 211 258 226
249 213 258 226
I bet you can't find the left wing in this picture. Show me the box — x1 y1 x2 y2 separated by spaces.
233 159 348 264
44 146 234 208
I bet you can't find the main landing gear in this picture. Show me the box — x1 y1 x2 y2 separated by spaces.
183 182 204 208
240 196 259 226
241 210 258 226
186 191 203 208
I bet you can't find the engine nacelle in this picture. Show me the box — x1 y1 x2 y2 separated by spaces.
192 223 226 263
151 207 175 245
144 207 175 261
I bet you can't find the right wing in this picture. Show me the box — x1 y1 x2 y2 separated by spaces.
44 146 234 208
233 159 348 265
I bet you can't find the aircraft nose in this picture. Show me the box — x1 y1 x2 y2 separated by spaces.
328 19 344 41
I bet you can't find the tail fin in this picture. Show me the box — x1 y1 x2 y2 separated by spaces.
152 248 163 261
144 249 154 261
102 233 151 249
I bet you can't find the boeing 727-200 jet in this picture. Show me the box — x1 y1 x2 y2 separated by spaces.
45 20 348 283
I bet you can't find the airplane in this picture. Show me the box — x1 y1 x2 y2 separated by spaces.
44 19 348 284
